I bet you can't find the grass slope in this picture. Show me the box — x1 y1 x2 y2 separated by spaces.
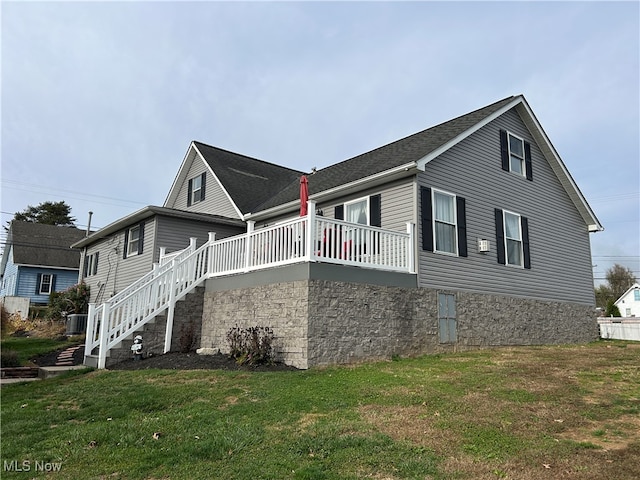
1 341 639 479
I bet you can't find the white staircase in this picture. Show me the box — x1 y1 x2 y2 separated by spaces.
84 203 415 368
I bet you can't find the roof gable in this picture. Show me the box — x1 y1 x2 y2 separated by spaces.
164 142 304 217
615 283 640 306
5 221 85 269
252 95 602 232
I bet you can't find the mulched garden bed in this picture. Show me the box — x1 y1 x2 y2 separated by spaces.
31 346 298 372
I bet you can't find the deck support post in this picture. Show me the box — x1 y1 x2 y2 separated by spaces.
163 258 178 354
244 221 255 271
406 222 416 274
97 302 110 369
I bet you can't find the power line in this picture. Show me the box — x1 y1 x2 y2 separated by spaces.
2 179 148 208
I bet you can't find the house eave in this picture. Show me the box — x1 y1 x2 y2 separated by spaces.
247 162 419 221
72 206 244 249
15 264 79 271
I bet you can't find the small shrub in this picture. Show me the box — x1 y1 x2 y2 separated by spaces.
226 325 274 366
605 300 621 317
48 282 90 320
1 350 20 368
178 321 198 353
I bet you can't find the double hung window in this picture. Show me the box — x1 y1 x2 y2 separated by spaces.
433 190 457 255
500 129 533 181
127 226 141 257
508 134 525 176
495 209 530 269
187 172 206 206
504 211 523 266
123 222 145 259
39 274 53 295
420 187 467 257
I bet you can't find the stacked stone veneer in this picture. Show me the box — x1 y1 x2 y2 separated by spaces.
200 267 598 369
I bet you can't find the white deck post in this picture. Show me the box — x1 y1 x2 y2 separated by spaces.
406 222 416 274
306 201 316 261
85 303 96 359
163 258 178 353
159 247 166 264
207 232 216 275
97 302 110 369
244 221 255 271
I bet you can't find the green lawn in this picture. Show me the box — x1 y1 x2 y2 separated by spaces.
1 341 639 479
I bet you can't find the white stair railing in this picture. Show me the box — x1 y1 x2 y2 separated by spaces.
86 205 415 368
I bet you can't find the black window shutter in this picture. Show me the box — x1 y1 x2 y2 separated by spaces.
123 229 129 259
51 274 56 293
524 141 533 181
93 252 99 275
421 186 433 252
334 205 344 220
200 172 206 201
138 222 145 255
187 178 193 207
456 196 467 257
500 129 509 172
494 208 506 265
83 254 89 278
370 194 381 227
522 216 531 269
36 273 42 294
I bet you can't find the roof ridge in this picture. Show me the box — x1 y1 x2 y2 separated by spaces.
192 140 305 175
314 95 516 173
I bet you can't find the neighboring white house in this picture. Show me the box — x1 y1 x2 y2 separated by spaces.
614 283 640 317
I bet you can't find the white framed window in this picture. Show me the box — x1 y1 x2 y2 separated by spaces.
508 132 525 176
433 189 457 255
504 210 523 267
191 175 203 204
39 274 53 295
634 289 640 301
126 225 141 257
345 197 369 225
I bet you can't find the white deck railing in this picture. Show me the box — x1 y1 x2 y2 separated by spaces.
85 203 415 368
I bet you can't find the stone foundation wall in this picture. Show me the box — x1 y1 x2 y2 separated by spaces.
200 272 598 369
201 281 309 369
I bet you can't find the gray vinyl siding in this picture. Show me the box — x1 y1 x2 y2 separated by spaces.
82 219 157 304
417 108 595 305
169 156 239 218
155 216 245 256
317 178 415 232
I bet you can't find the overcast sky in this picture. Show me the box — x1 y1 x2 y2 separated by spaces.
2 1 638 285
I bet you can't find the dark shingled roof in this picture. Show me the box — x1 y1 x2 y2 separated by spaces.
8 221 86 269
193 142 305 214
256 96 515 211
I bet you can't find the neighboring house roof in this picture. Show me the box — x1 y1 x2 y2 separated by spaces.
1 221 85 272
614 283 640 306
72 206 245 249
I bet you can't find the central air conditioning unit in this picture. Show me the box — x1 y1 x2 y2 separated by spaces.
478 239 490 253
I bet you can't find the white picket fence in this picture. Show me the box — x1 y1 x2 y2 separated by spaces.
85 203 415 368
